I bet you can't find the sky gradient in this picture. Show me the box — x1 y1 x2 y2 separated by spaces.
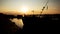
0 0 60 15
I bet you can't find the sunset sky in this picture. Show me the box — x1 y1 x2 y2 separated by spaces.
0 0 60 15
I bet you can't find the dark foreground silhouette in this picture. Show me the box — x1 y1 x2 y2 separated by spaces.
19 14 60 33
0 13 60 34
0 13 21 34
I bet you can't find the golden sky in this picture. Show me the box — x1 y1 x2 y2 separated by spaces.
0 0 60 15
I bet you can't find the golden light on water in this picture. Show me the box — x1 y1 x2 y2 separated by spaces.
10 18 24 29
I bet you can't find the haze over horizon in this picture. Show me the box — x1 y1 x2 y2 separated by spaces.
0 0 60 15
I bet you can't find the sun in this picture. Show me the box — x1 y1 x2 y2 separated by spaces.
21 7 28 13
